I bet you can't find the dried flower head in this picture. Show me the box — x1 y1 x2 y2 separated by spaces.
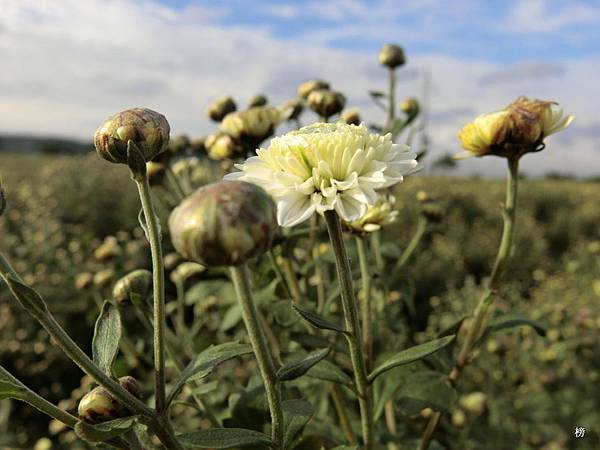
225 122 418 226
298 80 330 99
307 89 346 119
379 44 406 68
169 181 278 266
94 108 170 164
207 96 237 122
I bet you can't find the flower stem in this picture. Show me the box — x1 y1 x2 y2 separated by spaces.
396 217 428 270
418 157 520 450
134 176 167 415
355 236 373 369
230 265 284 450
310 215 327 312
268 249 294 301
387 67 396 126
323 211 374 450
330 384 357 445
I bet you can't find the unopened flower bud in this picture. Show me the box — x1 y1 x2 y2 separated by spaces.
74 272 94 290
146 162 166 186
190 137 207 155
169 134 191 154
379 44 406 69
207 96 237 122
451 409 467 427
93 269 114 288
94 108 170 164
248 94 268 107
220 106 283 145
459 392 487 416
169 181 278 266
346 195 398 234
297 80 330 99
400 98 419 118
282 98 304 121
307 90 346 119
94 236 121 261
171 262 205 284
112 269 152 305
341 108 361 126
205 132 245 160
78 377 141 424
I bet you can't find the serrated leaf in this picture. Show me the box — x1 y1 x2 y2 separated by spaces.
306 360 353 387
92 301 122 375
74 416 138 443
368 335 456 382
283 399 314 449
277 348 330 382
292 303 347 334
166 342 252 407
3 274 47 316
476 312 546 345
177 428 271 448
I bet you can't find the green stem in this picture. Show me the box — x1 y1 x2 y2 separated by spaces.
323 211 373 450
387 68 396 127
418 158 520 450
134 176 167 415
268 249 295 301
230 265 284 450
330 384 357 445
396 217 428 270
356 236 373 369
280 257 304 300
164 165 187 201
310 215 326 313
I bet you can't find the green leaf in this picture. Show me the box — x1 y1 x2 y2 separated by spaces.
383 117 407 136
277 348 331 382
437 315 468 338
330 447 359 450
2 274 47 317
292 303 347 334
368 335 456 382
306 360 353 387
74 416 138 443
92 301 122 375
166 342 252 406
368 90 385 98
177 428 271 448
219 304 243 332
0 380 26 401
283 399 314 449
476 313 546 345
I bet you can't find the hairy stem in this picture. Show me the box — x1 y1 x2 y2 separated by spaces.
323 211 373 450
230 265 284 450
134 176 167 415
418 157 520 450
356 236 373 369
387 67 396 127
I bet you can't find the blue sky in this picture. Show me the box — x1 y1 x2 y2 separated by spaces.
1 0 599 176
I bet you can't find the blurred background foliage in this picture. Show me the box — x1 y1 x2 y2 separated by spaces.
0 152 599 449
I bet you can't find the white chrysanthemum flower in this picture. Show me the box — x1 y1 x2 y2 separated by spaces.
224 122 418 227
346 195 399 234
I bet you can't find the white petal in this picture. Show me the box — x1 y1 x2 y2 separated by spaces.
277 193 316 227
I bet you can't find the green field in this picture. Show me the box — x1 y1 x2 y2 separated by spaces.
1 152 599 449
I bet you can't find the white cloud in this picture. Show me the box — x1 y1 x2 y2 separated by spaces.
0 0 598 177
507 0 600 33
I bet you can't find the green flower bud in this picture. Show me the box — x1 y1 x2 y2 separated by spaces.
170 261 206 284
307 89 346 119
207 96 237 122
74 272 94 290
248 94 268 107
94 108 170 164
220 106 282 146
112 269 152 305
205 132 245 160
459 392 487 416
400 98 419 118
78 377 141 424
93 269 115 288
169 181 278 266
297 80 330 99
341 108 361 126
379 44 406 68
282 98 304 121
94 236 121 261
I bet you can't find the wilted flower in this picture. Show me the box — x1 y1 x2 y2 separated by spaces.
341 108 361 126
94 108 170 164
225 122 418 226
307 89 346 119
379 44 406 69
169 181 278 266
346 195 398 234
220 106 282 146
207 96 237 122
205 132 245 160
298 79 330 99
248 94 268 107
456 97 573 159
78 377 140 424
112 269 152 305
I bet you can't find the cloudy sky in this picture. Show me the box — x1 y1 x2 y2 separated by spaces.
1 0 599 176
